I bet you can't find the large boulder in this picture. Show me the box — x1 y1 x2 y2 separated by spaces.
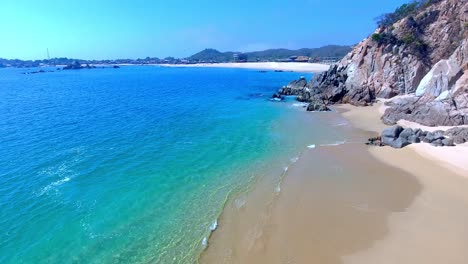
442 138 455 146
444 127 468 144
423 130 445 143
306 103 330 112
383 136 411 148
415 59 462 98
382 126 404 138
399 128 415 139
382 98 468 126
381 126 412 148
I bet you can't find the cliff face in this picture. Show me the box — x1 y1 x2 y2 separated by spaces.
295 0 468 126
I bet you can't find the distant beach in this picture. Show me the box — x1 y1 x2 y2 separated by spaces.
160 62 330 73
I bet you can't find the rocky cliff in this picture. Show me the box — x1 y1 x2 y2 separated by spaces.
280 0 468 126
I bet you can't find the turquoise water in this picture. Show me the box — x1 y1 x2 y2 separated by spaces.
0 66 344 263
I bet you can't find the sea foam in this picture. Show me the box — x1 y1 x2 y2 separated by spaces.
38 177 71 196
210 219 218 231
202 219 219 248
320 140 346 147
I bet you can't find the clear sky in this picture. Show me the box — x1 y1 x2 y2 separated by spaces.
0 0 409 60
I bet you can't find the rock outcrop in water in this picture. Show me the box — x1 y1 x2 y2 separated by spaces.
278 0 468 125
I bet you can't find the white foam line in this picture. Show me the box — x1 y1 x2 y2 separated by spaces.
202 219 219 248
320 140 346 147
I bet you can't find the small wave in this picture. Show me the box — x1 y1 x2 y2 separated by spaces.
290 157 299 163
270 98 282 102
292 103 308 108
320 140 346 147
202 219 219 249
307 144 316 149
210 220 218 231
283 166 289 172
334 122 348 127
274 182 281 193
201 237 208 248
38 177 71 196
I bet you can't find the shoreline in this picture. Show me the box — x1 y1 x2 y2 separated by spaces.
338 103 468 263
338 102 468 177
201 100 468 263
159 62 330 73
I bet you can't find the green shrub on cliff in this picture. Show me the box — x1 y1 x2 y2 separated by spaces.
401 33 416 44
375 0 440 28
371 33 398 46
371 33 382 42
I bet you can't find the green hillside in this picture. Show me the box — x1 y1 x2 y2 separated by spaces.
188 45 352 62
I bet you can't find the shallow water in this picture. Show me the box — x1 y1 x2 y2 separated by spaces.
0 66 348 263
200 110 424 264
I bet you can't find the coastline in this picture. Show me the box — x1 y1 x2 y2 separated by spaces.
201 101 468 263
159 62 330 73
338 103 468 263
338 102 468 177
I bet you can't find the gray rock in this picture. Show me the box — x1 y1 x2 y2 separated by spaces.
382 126 404 138
306 103 330 112
431 139 443 147
424 132 435 143
432 130 445 141
444 127 468 144
442 138 455 146
391 137 411 148
382 135 410 148
414 128 424 137
382 98 468 127
399 128 415 139
382 136 395 146
409 135 421 143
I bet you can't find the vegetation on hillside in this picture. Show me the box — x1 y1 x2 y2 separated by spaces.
188 45 352 63
375 0 440 27
188 49 233 63
371 0 441 59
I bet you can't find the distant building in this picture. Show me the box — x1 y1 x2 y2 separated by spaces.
295 56 310 62
288 55 309 63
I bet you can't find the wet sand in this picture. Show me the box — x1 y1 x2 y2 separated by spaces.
201 103 468 264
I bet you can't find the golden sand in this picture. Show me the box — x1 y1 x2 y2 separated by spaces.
201 103 468 264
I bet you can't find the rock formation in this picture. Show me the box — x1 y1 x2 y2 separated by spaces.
278 0 468 126
367 125 468 148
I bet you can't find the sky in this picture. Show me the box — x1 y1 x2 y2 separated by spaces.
0 0 409 60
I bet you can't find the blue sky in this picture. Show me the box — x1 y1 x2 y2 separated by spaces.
0 0 409 60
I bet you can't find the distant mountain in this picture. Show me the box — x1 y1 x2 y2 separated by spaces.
188 45 353 63
189 49 233 63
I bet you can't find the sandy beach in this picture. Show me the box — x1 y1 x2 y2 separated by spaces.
201 102 468 263
339 103 468 263
340 102 468 176
160 62 330 73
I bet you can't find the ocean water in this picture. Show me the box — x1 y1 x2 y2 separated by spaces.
0 66 345 263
